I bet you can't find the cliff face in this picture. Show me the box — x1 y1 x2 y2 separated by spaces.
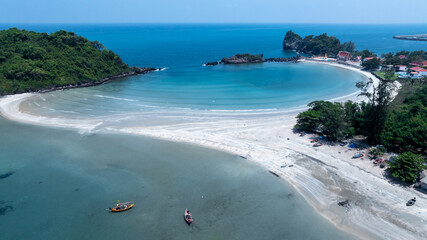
283 31 303 51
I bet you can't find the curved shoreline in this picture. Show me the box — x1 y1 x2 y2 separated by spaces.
0 61 422 240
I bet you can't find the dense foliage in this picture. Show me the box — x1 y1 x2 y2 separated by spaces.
283 31 355 56
388 152 426 183
0 28 134 95
382 85 427 153
295 101 347 140
235 53 264 62
296 79 396 143
381 50 427 66
361 58 381 70
353 49 376 59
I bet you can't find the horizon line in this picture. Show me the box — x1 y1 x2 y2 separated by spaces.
1 22 427 25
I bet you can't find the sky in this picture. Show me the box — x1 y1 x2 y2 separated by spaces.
0 0 426 24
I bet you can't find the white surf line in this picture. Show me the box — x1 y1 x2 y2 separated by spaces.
0 93 102 131
0 63 417 240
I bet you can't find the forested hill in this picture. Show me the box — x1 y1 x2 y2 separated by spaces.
0 28 154 95
283 30 355 56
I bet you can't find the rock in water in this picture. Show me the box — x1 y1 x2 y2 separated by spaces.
0 171 15 179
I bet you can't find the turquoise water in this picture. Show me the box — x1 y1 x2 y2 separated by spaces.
21 63 365 125
0 118 355 240
1 23 425 239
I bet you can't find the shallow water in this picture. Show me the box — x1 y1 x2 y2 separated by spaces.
0 118 355 239
2 23 422 239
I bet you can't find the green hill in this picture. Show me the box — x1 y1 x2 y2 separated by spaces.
0 28 152 95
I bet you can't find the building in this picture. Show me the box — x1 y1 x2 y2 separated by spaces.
395 65 408 72
363 56 381 62
423 61 427 67
410 62 423 67
337 51 351 62
380 65 393 71
410 67 427 76
399 55 406 59
410 72 420 78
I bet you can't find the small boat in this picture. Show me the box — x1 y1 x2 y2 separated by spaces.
313 142 323 147
184 209 193 225
406 198 416 206
310 139 319 143
109 201 134 212
352 153 364 158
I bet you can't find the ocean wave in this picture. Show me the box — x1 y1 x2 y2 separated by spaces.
93 94 138 102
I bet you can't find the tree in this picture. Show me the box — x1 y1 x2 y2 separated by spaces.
295 110 321 132
356 78 396 144
342 41 355 53
354 49 375 59
381 85 427 152
388 152 426 183
362 58 380 70
295 101 346 140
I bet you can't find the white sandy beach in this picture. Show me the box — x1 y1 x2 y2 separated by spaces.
0 61 425 240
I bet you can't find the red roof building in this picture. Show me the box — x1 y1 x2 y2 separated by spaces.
337 51 351 62
410 67 427 76
364 57 381 61
410 62 423 66
410 67 427 72
423 61 427 67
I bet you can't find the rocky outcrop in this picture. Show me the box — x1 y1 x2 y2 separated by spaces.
204 54 302 66
38 67 158 93
204 61 219 66
265 56 302 63
221 53 265 64
283 30 303 51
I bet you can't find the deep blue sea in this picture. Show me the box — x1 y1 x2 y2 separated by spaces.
0 24 426 239
1 23 427 68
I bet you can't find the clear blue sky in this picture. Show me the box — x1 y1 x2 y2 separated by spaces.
1 0 426 24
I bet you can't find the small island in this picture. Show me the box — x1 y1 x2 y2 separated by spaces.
221 53 265 64
205 53 301 66
0 28 156 95
393 34 427 42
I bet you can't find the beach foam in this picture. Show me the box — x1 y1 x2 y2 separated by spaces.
0 61 419 240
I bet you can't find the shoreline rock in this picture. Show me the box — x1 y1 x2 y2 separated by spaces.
221 53 265 64
36 67 158 94
204 54 302 66
204 61 220 66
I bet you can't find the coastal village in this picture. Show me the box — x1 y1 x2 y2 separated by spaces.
304 49 427 193
314 50 427 80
